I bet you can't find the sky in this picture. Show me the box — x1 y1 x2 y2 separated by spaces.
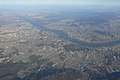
0 0 120 6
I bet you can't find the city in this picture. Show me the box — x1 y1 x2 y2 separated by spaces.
0 1 120 80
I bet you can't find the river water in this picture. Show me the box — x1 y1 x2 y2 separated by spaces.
18 15 120 47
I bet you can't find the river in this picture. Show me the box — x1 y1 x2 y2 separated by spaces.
18 15 120 47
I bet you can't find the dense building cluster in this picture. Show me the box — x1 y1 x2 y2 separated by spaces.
0 8 120 80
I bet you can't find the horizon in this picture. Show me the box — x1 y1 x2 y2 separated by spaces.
0 0 120 6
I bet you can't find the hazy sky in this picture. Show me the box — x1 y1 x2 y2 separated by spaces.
0 0 120 6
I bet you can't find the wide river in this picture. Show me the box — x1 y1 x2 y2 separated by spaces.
19 15 120 47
